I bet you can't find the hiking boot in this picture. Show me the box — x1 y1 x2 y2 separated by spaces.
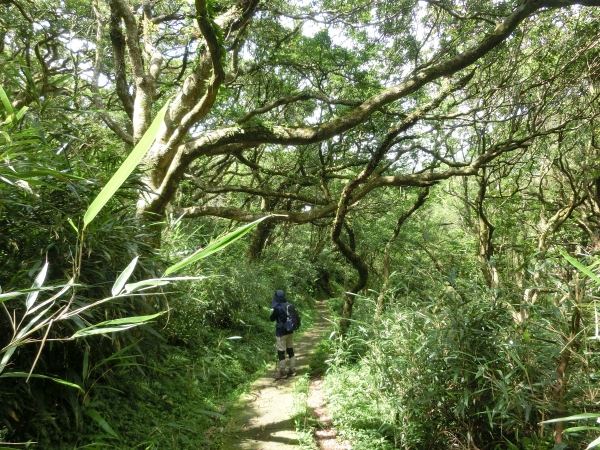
287 368 297 377
274 369 287 379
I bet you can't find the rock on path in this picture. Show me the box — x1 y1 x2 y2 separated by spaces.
219 301 331 449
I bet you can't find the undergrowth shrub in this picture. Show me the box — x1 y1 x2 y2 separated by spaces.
323 273 593 449
0 90 170 447
70 217 324 448
161 218 318 347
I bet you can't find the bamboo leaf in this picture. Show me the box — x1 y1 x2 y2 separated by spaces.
0 372 83 391
111 256 138 297
67 218 79 234
0 291 24 302
26 278 74 316
0 85 14 116
163 217 268 276
559 249 600 284
503 346 528 374
85 409 119 438
588 435 600 449
25 262 48 311
83 99 170 229
89 342 140 373
73 325 140 337
564 426 600 432
71 312 164 338
82 346 90 381
87 312 164 327
542 413 600 423
6 169 84 180
196 409 227 419
15 105 28 121
0 346 16 375
16 304 54 340
124 276 207 293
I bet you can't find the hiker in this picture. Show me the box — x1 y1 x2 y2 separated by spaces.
270 289 297 379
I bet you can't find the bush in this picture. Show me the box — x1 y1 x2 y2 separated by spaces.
322 278 560 448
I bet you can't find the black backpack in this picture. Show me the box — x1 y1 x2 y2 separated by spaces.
283 302 301 332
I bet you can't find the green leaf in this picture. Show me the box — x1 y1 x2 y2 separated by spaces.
0 345 17 375
588 435 600 450
73 325 140 336
0 372 83 391
503 346 528 374
111 256 138 296
26 261 48 310
15 105 28 121
85 409 119 438
6 169 84 180
14 304 55 343
67 218 79 234
124 276 207 293
163 216 268 276
0 84 14 116
71 312 164 338
559 249 600 284
542 413 600 423
564 426 600 432
26 278 74 317
83 99 170 229
196 409 227 419
82 346 90 381
90 313 164 327
1 130 11 143
0 291 24 302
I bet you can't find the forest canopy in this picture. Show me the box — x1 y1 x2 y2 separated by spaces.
3 0 600 448
4 0 600 317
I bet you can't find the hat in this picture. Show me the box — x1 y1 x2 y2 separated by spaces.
271 289 286 307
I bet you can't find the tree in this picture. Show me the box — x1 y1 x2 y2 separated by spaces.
3 0 600 326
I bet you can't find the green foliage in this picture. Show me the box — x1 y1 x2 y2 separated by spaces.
292 374 318 450
46 212 324 449
323 251 600 449
163 216 268 276
0 84 285 448
4 0 600 448
83 99 171 229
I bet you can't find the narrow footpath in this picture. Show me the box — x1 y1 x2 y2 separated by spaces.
219 300 332 449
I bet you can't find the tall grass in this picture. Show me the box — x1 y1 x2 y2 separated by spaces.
322 257 600 449
0 86 267 447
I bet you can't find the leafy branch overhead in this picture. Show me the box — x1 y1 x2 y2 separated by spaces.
69 0 600 231
6 0 598 231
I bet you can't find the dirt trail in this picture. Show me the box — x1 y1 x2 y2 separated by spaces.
219 301 331 449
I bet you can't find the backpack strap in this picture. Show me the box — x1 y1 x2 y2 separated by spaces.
277 302 288 325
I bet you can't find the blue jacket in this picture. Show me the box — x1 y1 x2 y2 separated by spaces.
270 292 292 337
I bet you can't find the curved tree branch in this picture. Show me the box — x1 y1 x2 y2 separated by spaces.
375 187 430 319
236 92 363 124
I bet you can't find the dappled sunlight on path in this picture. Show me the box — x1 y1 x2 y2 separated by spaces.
219 301 331 449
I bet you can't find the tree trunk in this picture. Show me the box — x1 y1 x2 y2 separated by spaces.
248 218 276 261
553 303 581 444
375 188 429 320
333 224 369 332
475 170 499 289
